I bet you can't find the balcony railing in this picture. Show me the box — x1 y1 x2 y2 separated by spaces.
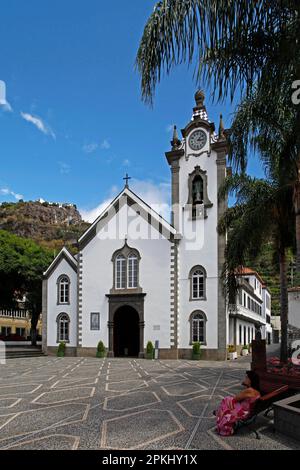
0 309 29 319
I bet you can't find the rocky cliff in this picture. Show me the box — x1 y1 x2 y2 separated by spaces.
0 200 90 252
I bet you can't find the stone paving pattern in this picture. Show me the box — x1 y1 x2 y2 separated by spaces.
0 357 299 450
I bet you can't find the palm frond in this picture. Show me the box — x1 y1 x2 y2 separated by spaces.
136 0 299 103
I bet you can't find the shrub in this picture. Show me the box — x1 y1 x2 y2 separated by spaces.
57 341 66 357
146 341 154 359
192 342 201 360
96 341 106 358
242 344 249 350
228 344 236 353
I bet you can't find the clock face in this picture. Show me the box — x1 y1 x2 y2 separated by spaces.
189 130 207 151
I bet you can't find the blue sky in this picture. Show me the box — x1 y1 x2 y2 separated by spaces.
0 0 264 221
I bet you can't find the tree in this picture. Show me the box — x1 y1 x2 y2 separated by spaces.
228 82 299 280
136 0 300 270
0 230 53 345
218 174 295 362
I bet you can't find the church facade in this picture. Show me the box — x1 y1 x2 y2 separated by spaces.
42 91 229 360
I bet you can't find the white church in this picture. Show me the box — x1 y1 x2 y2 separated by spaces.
42 91 271 360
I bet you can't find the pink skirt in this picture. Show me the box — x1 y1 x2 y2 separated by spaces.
216 396 253 436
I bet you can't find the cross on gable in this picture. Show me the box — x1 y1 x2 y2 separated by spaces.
123 173 131 188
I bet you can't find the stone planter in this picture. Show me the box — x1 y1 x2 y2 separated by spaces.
146 353 153 360
274 394 300 441
229 352 237 360
241 349 249 356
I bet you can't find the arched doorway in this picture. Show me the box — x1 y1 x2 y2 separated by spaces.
113 306 140 357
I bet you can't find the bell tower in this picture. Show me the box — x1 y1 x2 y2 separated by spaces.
165 90 229 360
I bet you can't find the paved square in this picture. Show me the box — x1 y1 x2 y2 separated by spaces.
0 357 299 450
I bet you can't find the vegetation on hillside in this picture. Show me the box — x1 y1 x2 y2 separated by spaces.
249 242 294 318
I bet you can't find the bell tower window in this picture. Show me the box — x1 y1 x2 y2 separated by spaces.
186 166 213 219
192 175 204 217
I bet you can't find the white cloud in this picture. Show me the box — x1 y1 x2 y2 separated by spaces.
83 142 98 154
58 161 71 175
166 124 174 133
80 179 171 223
0 188 23 200
100 139 110 150
20 112 56 139
122 159 130 167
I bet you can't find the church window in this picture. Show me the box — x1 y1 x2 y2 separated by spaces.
116 255 126 289
190 266 206 300
57 275 70 304
112 243 141 292
57 313 70 342
128 254 138 288
190 311 206 343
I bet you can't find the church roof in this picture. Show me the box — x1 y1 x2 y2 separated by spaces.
43 247 77 278
78 186 177 250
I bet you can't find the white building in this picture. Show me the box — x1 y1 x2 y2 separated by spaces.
228 268 272 352
288 287 300 347
42 91 269 360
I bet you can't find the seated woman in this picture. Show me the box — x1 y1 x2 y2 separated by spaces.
215 370 261 436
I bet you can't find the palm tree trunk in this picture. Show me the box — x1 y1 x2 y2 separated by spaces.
279 248 289 363
295 177 300 276
30 312 38 347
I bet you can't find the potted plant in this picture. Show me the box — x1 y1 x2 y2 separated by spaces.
241 345 249 356
96 341 106 358
192 342 201 360
228 345 237 360
146 341 154 359
57 341 66 357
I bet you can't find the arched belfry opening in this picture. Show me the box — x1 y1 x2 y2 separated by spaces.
192 175 204 206
186 166 213 219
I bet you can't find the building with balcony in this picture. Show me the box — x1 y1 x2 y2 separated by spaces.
228 267 272 353
0 309 42 340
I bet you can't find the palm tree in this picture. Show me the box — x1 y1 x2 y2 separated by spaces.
136 1 299 102
228 83 299 279
136 0 300 270
218 174 295 363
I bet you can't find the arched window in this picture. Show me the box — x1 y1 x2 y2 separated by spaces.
190 266 206 300
192 175 204 205
57 275 70 304
115 254 126 289
112 243 141 292
57 313 70 342
190 311 207 344
128 254 138 288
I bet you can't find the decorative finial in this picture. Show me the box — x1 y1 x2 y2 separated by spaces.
218 113 225 139
195 90 205 108
171 125 181 149
123 173 131 188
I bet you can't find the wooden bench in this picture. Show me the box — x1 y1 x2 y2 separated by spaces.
235 385 290 439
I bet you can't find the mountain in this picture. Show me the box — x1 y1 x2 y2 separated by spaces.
0 200 90 254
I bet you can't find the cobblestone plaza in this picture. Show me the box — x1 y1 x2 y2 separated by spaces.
0 357 299 450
